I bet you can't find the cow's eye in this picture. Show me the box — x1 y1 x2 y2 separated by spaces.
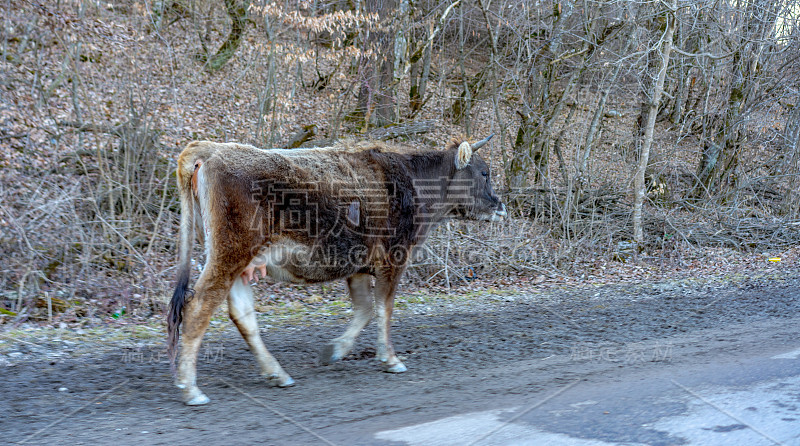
481 171 489 178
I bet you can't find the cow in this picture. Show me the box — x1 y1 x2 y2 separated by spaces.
167 136 506 405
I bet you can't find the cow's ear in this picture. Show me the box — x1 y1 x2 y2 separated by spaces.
455 141 472 170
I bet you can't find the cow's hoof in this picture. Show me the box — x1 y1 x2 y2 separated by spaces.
265 373 295 388
319 343 343 365
183 388 210 406
384 362 407 373
185 393 210 406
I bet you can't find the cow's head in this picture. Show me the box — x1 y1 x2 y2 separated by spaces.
448 135 507 222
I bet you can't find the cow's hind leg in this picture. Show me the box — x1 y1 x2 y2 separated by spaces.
228 280 294 387
375 272 407 373
320 273 373 364
175 273 229 405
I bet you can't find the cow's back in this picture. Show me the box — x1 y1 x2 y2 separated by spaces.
204 143 388 189
197 142 414 282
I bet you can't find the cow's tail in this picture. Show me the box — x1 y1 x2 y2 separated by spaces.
167 142 204 372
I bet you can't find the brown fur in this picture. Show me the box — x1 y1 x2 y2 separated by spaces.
167 138 505 404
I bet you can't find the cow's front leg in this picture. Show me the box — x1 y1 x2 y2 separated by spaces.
374 271 407 373
175 274 229 405
320 274 373 364
229 279 294 387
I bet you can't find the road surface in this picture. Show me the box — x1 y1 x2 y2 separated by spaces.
2 271 799 445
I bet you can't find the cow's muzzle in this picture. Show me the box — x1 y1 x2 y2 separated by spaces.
491 203 507 221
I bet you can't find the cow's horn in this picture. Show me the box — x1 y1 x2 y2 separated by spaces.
471 134 494 150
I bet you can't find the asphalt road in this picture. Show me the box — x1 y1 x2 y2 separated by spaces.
373 316 800 446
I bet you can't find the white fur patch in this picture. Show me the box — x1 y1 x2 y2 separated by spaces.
195 166 213 259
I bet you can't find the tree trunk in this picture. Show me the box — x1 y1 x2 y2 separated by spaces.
352 63 375 127
508 113 538 189
409 21 432 115
634 0 676 245
390 0 410 121
633 6 665 141
350 0 399 130
448 68 486 128
206 0 247 72
373 55 396 126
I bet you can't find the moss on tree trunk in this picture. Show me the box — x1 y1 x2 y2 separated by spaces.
206 0 247 72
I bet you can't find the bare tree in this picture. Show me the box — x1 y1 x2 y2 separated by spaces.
633 0 677 244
